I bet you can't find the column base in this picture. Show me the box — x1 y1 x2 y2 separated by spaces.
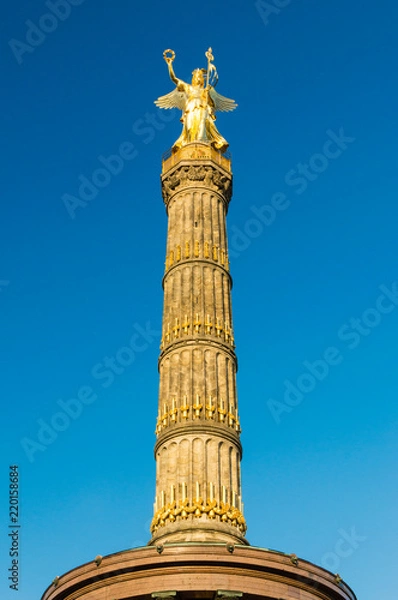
149 518 249 546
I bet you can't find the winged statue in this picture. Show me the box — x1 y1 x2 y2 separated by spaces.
155 48 237 153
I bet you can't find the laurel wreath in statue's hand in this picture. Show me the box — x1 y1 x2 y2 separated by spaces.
163 49 175 64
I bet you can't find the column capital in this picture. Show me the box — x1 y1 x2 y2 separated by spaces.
161 144 232 209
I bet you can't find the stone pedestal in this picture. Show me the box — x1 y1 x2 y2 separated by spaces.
41 544 357 600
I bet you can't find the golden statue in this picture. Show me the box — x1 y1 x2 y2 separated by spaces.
155 48 237 153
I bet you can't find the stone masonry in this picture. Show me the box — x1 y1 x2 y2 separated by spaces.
150 142 247 545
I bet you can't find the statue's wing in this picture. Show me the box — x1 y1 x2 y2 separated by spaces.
155 88 186 110
209 88 237 113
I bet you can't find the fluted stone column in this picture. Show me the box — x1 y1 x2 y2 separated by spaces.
150 142 247 545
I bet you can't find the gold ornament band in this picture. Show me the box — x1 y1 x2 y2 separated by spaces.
151 498 246 534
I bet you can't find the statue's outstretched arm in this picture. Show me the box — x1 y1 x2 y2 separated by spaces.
167 60 179 86
163 50 185 90
155 51 187 111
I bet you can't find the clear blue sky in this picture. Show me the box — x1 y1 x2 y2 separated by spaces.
1 1 397 599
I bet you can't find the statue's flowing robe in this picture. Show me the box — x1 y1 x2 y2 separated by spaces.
155 80 237 154
174 83 228 152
